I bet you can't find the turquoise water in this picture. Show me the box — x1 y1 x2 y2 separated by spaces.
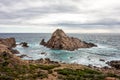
0 33 120 67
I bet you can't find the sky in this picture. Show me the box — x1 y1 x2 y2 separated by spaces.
0 0 120 33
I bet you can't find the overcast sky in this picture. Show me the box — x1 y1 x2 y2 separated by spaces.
0 0 120 33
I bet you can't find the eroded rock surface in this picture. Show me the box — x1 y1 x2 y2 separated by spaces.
107 60 120 69
0 37 16 49
40 29 97 51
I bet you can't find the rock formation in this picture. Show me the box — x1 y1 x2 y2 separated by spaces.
0 45 27 67
40 29 97 51
0 37 21 55
0 37 16 49
107 60 120 69
20 42 29 47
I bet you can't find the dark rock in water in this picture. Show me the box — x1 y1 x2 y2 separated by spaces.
38 52 47 56
41 52 46 55
99 59 105 62
40 39 46 46
0 37 16 49
69 57 73 59
20 42 29 47
107 60 120 69
18 54 29 58
40 29 97 51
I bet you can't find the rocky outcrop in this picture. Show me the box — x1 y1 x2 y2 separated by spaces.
28 58 59 64
40 29 97 51
0 38 20 54
0 46 27 67
40 39 46 45
20 42 29 47
0 37 16 49
107 60 120 69
0 44 9 52
0 42 20 63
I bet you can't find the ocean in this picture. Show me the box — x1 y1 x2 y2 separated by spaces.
0 33 120 67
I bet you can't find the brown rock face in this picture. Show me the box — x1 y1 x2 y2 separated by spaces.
107 60 120 69
0 38 27 67
0 37 16 49
40 29 97 51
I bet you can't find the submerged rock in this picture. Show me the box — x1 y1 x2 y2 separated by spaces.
99 59 105 62
41 52 46 55
40 29 97 51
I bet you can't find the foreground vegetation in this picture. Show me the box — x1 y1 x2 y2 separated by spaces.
0 51 120 80
56 68 120 80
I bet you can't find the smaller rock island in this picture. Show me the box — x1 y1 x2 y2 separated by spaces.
40 29 97 51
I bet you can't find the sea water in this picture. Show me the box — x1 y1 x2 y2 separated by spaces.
0 33 120 67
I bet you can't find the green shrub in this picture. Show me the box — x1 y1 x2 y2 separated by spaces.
107 73 120 79
0 75 15 80
38 64 60 70
56 68 104 80
2 61 9 66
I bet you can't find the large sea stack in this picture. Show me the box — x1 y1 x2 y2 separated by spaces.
40 29 97 51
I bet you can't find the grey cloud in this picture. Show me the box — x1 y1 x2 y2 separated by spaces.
0 0 79 24
0 0 120 33
48 19 120 29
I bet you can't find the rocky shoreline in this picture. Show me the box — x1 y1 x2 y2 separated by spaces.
0 37 120 80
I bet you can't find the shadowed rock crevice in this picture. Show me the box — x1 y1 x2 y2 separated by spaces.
40 29 97 51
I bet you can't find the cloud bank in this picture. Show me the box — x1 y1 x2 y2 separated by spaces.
0 0 120 33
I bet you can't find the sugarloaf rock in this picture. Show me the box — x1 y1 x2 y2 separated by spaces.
40 29 97 51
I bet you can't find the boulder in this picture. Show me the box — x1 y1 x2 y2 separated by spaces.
40 29 97 51
0 37 16 49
